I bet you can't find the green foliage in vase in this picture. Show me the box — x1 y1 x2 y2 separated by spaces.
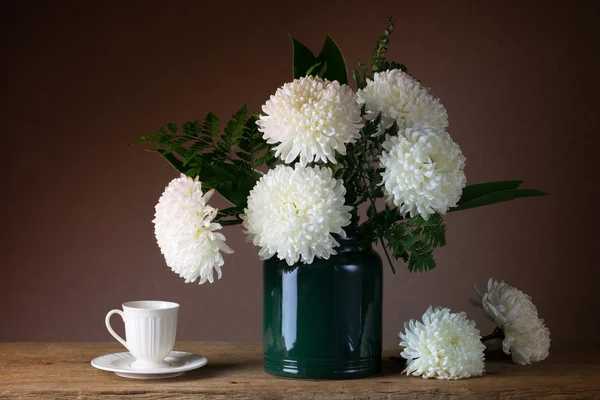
352 19 407 90
130 19 546 273
128 106 276 225
290 18 545 272
292 35 348 84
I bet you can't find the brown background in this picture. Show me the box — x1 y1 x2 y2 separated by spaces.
1 0 599 347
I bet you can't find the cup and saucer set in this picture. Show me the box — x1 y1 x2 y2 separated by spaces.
91 300 207 379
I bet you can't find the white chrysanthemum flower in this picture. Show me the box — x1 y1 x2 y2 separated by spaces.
399 306 486 380
471 278 551 365
153 174 233 284
380 125 466 219
357 69 448 132
242 165 352 265
256 76 363 166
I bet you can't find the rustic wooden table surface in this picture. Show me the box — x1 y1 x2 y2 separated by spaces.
0 342 598 399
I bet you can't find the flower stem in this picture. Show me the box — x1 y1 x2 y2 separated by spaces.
481 326 505 342
353 149 396 274
219 219 243 227
381 241 396 274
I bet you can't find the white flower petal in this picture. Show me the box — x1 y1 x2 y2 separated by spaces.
380 124 466 219
153 174 233 284
242 165 352 266
257 76 363 166
357 69 448 132
398 307 485 380
476 278 551 365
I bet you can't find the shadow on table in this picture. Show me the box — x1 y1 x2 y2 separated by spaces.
170 360 263 382
384 353 523 378
165 354 523 382
483 351 523 375
170 359 407 382
380 357 406 377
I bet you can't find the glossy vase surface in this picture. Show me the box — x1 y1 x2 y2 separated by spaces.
263 236 383 379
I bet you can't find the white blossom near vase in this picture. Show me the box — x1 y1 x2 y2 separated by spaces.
399 306 486 380
471 278 551 365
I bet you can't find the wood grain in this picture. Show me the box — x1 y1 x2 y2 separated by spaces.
0 342 598 399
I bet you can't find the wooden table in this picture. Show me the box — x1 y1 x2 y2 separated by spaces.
0 342 598 399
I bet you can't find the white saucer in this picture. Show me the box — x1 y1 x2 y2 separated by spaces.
91 351 207 379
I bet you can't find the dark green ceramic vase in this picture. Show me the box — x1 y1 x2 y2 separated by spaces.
263 235 383 379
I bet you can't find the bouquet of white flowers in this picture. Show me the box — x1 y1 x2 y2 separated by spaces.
131 20 545 285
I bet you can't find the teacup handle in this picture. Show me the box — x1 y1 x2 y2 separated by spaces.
105 310 128 350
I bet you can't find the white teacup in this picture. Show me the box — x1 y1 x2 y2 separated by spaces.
105 300 179 369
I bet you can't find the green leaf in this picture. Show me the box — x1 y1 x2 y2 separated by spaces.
182 121 201 137
146 149 185 174
201 112 220 139
351 59 370 89
305 61 324 77
389 61 407 72
167 123 177 134
318 61 328 77
224 105 247 149
451 189 547 212
235 151 252 163
255 150 276 167
316 35 347 84
358 59 368 80
292 35 348 84
195 161 261 208
291 36 317 79
352 69 363 89
217 141 230 153
362 112 383 137
367 203 377 220
371 18 394 75
381 214 446 273
458 180 524 205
